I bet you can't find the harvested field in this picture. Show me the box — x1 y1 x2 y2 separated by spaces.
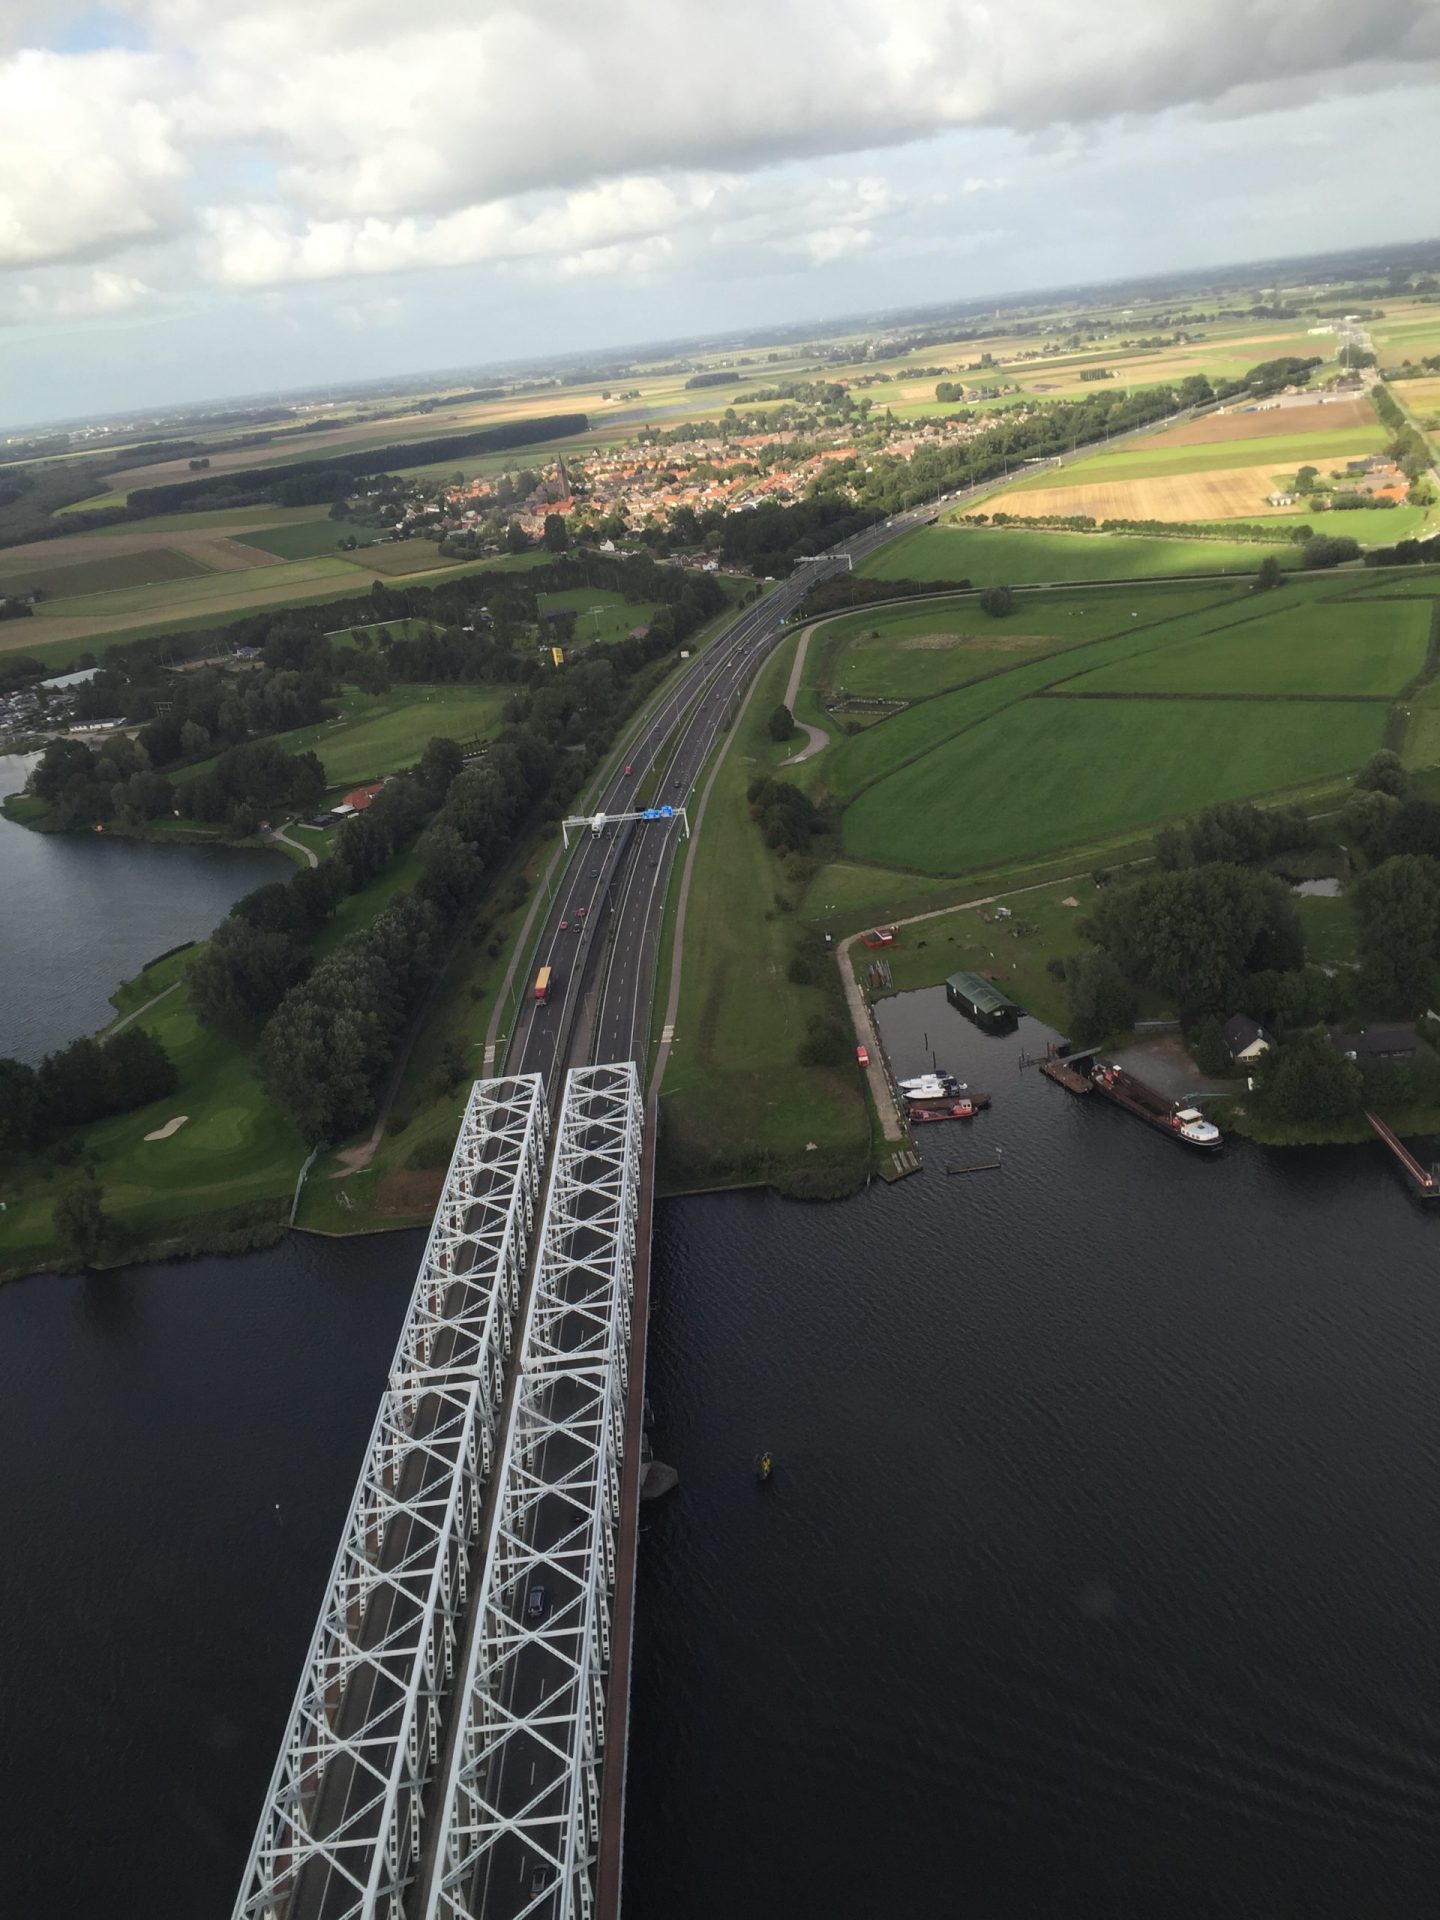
1002 459 1357 523
0 524 283 581
1144 396 1376 447
0 547 212 599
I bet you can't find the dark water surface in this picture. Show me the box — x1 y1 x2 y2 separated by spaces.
624 996 1440 1919
0 752 288 1061
1 990 1438 1916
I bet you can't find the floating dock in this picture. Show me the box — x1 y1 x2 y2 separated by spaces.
1039 1059 1093 1095
1365 1110 1440 1198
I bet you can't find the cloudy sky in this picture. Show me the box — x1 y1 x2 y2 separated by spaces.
2 0 1437 427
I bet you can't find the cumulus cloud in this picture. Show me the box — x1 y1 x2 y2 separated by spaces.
0 47 186 269
0 267 153 325
2 0 1437 295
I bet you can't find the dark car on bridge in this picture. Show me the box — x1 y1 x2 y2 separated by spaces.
526 1584 550 1620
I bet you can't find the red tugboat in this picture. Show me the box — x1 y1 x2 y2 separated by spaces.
1089 1062 1221 1149
910 1095 988 1124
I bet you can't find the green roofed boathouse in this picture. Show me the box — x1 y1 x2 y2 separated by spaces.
946 969 1022 1032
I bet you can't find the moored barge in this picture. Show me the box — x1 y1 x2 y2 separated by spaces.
1089 1062 1221 1149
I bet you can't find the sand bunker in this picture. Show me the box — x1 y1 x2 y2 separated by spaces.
144 1114 190 1141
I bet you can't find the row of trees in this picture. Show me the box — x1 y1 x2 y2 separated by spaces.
0 1027 177 1153
28 731 325 833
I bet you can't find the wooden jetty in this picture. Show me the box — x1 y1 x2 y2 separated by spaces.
1365 1111 1440 1198
1039 1058 1093 1096
947 1151 1003 1176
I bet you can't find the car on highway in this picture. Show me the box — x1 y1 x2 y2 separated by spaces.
624 764 633 777
559 919 570 932
577 904 588 919
526 1584 549 1620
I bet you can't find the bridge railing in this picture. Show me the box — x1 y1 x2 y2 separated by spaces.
425 1061 642 1920
235 1074 548 1920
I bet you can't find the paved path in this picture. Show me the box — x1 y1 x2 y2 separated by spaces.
272 825 318 868
781 721 829 765
108 978 181 1035
778 621 830 765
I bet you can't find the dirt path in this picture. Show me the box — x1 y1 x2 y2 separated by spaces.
271 825 318 868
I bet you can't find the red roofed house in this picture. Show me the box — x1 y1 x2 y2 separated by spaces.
343 781 385 813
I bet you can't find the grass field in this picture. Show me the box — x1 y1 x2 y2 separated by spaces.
1058 596 1432 698
0 941 306 1275
536 587 658 645
841 696 1386 874
657 634 869 1195
814 588 1227 702
806 570 1435 878
861 523 1286 586
174 682 508 795
235 518 377 560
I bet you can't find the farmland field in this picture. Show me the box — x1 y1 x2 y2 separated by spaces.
1000 426 1382 490
997 462 1331 523
860 522 1284 585
841 696 1386 874
1141 396 1377 446
0 545 213 598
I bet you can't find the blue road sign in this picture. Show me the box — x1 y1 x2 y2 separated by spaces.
659 805 674 818
640 808 659 821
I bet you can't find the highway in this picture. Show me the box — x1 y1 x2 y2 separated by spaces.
507 496 951 1092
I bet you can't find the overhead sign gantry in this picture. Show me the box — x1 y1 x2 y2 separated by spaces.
560 805 689 848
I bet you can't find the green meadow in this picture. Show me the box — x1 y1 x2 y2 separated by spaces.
804 572 1436 878
860 523 1286 586
840 695 1385 875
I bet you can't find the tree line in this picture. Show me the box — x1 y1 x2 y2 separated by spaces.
0 1027 177 1154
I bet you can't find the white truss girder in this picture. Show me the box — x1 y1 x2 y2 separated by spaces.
236 1076 548 1920
426 1062 643 1920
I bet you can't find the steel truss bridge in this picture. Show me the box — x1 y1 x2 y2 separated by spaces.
237 1065 643 1920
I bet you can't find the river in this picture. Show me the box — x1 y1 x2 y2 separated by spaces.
2 951 1439 1912
0 752 289 1062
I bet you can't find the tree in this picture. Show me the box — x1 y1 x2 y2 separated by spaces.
0 1057 42 1152
53 1172 108 1269
1253 1030 1362 1125
1301 533 1361 570
188 917 311 1033
1064 949 1137 1045
1253 554 1284 592
542 513 569 553
768 704 796 744
1353 855 1440 1011
102 1027 178 1111
505 521 531 554
1341 786 1402 864
1355 748 1407 799
979 585 1016 617
1087 865 1303 1016
179 718 210 757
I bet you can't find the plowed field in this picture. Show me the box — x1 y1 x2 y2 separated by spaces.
1002 459 1351 522
1144 396 1375 446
